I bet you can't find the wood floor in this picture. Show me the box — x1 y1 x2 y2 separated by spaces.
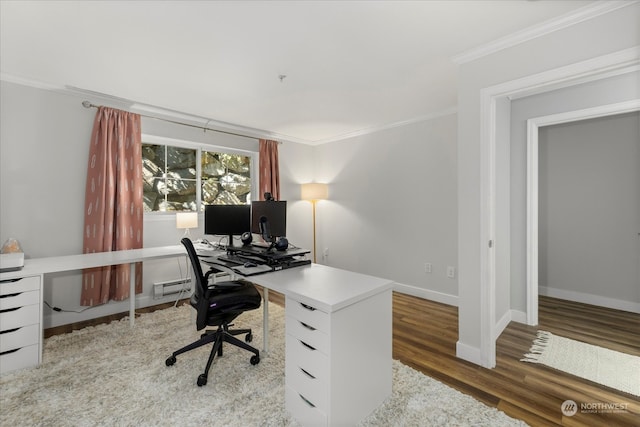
45 291 639 426
392 293 640 427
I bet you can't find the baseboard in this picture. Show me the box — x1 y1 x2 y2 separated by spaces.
539 285 640 314
510 309 528 324
44 297 190 338
43 293 188 329
493 310 511 340
492 309 527 339
393 283 458 307
456 341 482 365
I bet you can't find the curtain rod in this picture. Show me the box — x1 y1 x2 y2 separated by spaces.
81 100 279 142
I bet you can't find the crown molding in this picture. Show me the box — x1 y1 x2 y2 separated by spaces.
309 107 458 145
452 0 637 65
0 74 310 145
2 72 458 147
0 73 66 91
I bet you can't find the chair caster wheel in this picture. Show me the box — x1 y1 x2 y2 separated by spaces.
250 355 260 365
166 356 176 366
197 374 207 386
245 333 253 343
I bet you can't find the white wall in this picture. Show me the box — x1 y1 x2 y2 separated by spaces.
456 2 639 364
0 80 312 327
538 111 640 305
313 113 458 303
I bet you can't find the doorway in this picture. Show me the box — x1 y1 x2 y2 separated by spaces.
526 101 640 324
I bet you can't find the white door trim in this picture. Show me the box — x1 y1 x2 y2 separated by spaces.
526 99 640 326
477 46 639 368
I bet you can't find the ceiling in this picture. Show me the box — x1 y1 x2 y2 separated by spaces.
0 0 597 144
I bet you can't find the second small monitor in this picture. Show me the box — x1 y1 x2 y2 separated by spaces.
251 201 287 239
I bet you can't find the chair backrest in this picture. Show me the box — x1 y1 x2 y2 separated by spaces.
181 237 206 301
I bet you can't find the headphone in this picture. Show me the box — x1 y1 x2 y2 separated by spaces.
274 237 289 251
241 232 253 246
241 231 287 251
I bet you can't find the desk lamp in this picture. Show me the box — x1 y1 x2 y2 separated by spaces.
176 212 198 239
301 183 328 263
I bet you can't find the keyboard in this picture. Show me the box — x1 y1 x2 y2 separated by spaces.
218 254 265 266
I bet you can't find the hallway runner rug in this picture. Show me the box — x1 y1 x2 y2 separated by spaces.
522 330 640 396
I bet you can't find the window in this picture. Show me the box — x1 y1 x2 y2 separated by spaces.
142 137 254 212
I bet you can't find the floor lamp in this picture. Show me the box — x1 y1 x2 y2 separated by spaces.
301 183 328 263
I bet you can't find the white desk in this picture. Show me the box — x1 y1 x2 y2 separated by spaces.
1 247 394 426
249 263 394 426
0 245 186 323
0 246 186 373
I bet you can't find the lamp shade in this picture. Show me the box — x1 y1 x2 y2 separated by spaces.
176 212 198 229
301 183 328 201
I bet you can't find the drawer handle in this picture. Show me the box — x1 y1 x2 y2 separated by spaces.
0 327 21 335
0 306 20 314
298 393 316 408
300 321 316 331
0 292 22 299
0 347 20 356
300 367 316 379
300 340 316 351
0 278 21 284
300 303 316 311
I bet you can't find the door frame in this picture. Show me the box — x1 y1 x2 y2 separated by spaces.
526 100 640 325
477 47 639 368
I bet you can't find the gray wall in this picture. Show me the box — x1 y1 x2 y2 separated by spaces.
0 80 313 327
538 111 640 304
313 113 459 302
1 78 457 329
456 2 639 360
509 72 640 312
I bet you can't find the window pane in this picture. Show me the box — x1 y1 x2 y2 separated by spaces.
164 179 197 211
166 146 196 172
201 151 251 206
142 143 197 212
142 144 164 212
142 142 252 212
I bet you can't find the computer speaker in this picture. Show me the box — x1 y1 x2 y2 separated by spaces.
241 232 253 246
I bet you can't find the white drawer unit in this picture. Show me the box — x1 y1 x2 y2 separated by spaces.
0 274 43 374
285 289 392 426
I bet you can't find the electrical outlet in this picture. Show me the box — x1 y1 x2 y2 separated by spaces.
447 266 456 279
323 248 329 259
424 263 432 273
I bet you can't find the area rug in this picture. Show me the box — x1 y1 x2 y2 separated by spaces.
522 330 640 397
1 303 527 426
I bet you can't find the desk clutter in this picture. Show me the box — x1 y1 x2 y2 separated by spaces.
194 239 311 276
0 238 24 273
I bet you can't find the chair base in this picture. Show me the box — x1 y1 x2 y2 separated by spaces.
166 324 260 386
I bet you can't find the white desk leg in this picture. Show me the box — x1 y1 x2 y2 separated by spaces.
263 287 269 355
129 263 136 327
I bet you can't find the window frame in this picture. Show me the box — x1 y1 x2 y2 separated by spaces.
142 134 258 215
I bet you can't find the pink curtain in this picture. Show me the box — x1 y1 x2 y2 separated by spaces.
259 139 280 200
81 107 143 306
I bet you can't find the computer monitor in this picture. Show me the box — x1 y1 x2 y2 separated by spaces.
250 201 287 240
204 204 251 246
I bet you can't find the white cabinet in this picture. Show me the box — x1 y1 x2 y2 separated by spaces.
285 289 392 426
0 274 43 374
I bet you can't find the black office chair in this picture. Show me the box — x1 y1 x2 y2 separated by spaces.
165 237 262 386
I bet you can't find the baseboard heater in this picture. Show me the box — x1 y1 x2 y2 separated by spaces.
153 278 192 299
